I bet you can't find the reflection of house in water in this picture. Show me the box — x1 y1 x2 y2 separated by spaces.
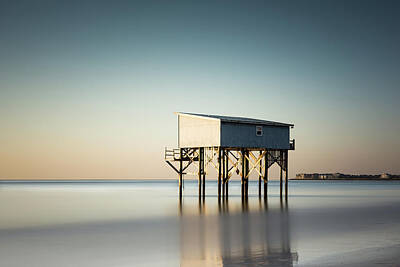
179 199 298 267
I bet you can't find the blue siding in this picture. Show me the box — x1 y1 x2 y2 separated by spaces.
220 122 290 149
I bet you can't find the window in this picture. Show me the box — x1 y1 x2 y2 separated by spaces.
256 126 263 136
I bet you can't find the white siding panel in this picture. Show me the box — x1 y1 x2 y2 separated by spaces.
179 115 220 147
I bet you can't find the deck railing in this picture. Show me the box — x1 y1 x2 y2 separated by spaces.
165 147 180 161
290 139 295 150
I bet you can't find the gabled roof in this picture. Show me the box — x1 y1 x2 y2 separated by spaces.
175 112 294 127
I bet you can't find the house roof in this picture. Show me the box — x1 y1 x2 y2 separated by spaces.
175 112 294 127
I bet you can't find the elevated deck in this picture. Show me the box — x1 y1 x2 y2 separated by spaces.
165 145 294 199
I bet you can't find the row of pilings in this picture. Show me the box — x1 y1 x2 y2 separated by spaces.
177 147 289 200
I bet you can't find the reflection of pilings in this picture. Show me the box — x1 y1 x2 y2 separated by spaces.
264 194 268 210
198 195 202 214
280 196 290 253
198 196 205 215
222 203 231 259
178 196 184 217
179 196 296 267
242 198 251 262
241 195 249 213
259 197 270 256
279 196 283 209
223 197 229 214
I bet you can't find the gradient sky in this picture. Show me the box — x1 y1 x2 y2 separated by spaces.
1 0 399 179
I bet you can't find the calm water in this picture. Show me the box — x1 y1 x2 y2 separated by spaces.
1 180 400 267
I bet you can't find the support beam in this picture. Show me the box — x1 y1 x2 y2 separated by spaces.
166 161 179 174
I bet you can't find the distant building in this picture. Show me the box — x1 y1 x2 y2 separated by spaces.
296 173 319 179
320 174 334 179
295 172 398 180
333 173 344 178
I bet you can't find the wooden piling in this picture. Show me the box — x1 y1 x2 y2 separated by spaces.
285 150 288 199
264 151 268 197
245 150 249 197
198 147 202 197
222 149 225 198
280 150 283 198
179 148 183 199
241 149 245 198
259 150 262 198
225 150 229 198
202 148 205 199
218 148 222 198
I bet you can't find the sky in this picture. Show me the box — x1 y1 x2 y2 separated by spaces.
0 0 399 179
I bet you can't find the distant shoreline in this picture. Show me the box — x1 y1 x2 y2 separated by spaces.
1 178 400 183
0 178 176 183
290 178 400 181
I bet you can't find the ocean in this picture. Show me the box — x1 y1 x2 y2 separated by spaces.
1 180 400 266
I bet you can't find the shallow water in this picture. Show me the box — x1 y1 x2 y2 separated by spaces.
1 180 400 266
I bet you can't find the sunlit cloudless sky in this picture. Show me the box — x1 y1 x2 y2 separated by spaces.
1 0 399 179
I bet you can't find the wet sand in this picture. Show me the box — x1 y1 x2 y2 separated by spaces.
0 180 400 266
302 244 400 267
